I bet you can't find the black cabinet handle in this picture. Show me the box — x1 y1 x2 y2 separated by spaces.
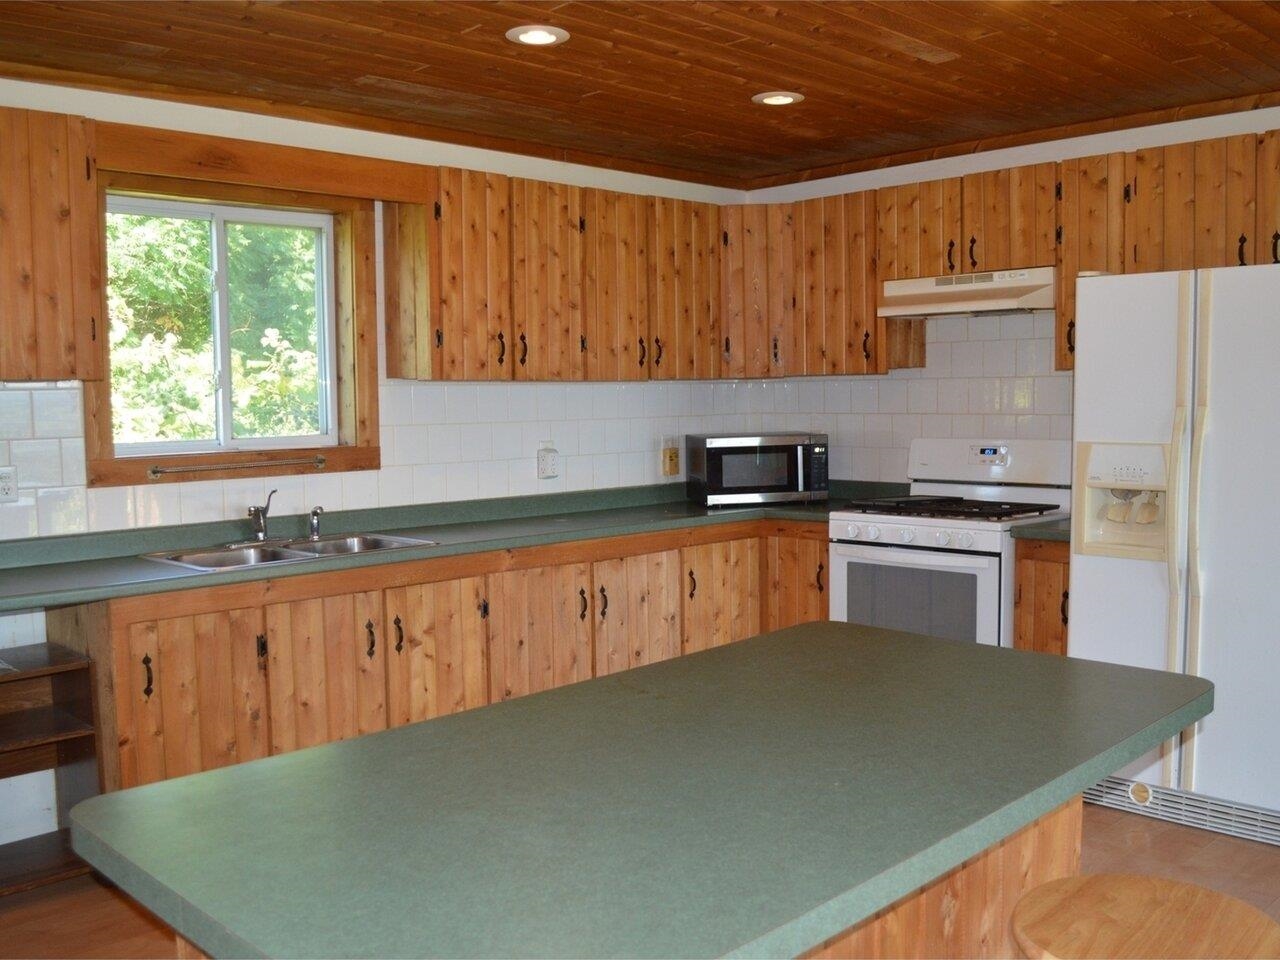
479 598 490 620
435 328 443 348
496 331 506 365
862 330 871 362
638 337 646 367
578 587 588 621
1239 234 1248 267
1060 590 1070 627
599 585 608 620
142 653 153 699
723 335 731 357
947 238 956 272
654 337 664 367
816 562 824 594
256 633 268 659
1066 319 1076 354
772 336 780 365
1272 231 1279 264
688 569 697 600
968 235 977 269
518 331 528 366
580 334 587 353
393 615 404 653
365 619 376 659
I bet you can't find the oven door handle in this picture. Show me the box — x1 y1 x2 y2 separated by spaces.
831 542 996 571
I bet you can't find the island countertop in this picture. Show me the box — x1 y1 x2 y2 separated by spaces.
69 623 1212 959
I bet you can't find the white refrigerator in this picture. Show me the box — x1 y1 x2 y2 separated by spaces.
1071 265 1280 831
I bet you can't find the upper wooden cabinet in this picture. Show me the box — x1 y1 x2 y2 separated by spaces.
647 197 721 381
0 108 104 382
430 167 512 381
876 177 963 281
581 188 650 381
511 177 585 381
1258 130 1280 266
719 203 768 378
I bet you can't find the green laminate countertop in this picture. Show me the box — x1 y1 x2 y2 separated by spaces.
0 484 874 614
1011 518 1073 542
70 622 1211 959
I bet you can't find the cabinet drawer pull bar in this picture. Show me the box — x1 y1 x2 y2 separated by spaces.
393 616 404 653
496 332 506 365
1066 319 1076 354
1238 234 1248 267
599 585 608 620
518 332 528 366
688 569 697 599
862 330 871 362
142 653 153 699
1061 590 1070 627
968 235 977 269
654 337 664 367
947 239 956 273
365 620 376 659
147 455 325 479
638 337 646 367
578 587 588 621
816 562 824 594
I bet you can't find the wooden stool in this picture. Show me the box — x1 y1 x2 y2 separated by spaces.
1012 873 1280 959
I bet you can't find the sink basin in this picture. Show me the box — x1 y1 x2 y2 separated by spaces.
286 534 437 555
145 544 313 571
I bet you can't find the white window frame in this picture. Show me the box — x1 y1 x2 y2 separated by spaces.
106 194 339 456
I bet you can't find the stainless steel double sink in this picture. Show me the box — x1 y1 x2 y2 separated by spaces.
143 533 438 572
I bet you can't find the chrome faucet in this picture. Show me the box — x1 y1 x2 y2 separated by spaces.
247 489 278 542
309 506 324 541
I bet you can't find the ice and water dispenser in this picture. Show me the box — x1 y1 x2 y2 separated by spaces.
1073 442 1171 561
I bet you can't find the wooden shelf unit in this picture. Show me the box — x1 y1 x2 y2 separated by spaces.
0 641 99 897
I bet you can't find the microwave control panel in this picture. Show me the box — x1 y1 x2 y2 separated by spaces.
969 444 1009 467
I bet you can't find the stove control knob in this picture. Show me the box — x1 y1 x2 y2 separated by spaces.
845 522 861 539
957 531 975 549
936 530 951 546
900 528 915 543
866 525 881 541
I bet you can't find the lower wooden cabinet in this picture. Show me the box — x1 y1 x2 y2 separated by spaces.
763 534 828 631
592 550 681 677
55 522 829 792
384 576 488 726
1014 539 1071 656
487 563 593 702
680 538 761 654
112 608 268 788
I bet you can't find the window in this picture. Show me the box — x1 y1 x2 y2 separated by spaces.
105 195 338 454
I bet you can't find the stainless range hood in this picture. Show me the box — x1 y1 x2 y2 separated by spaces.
878 266 1055 317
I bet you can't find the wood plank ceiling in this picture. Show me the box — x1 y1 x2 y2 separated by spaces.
2 1 1280 187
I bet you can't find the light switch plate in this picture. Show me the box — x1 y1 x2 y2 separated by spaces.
0 467 16 503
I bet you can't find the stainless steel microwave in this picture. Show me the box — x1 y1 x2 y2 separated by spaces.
685 433 829 506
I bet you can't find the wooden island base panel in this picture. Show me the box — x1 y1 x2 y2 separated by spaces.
805 799 1082 959
170 799 1081 960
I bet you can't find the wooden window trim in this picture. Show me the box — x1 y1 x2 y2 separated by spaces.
86 171 380 486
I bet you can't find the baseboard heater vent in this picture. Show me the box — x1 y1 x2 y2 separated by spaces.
1085 776 1280 847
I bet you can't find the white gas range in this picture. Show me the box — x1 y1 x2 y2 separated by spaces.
828 439 1072 647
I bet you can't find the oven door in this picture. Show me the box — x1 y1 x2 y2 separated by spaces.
704 442 804 504
828 541 1003 646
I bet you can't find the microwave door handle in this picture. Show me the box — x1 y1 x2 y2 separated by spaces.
797 445 805 492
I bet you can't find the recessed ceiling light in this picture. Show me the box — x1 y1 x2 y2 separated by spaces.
506 24 570 47
752 91 805 106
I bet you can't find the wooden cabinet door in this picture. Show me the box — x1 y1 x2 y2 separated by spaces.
384 576 489 726
582 188 649 381
799 192 881 375
431 167 512 380
1055 153 1126 371
0 108 103 382
876 179 962 281
111 608 268 788
383 200 433 381
763 534 828 631
263 591 387 753
650 197 720 380
962 169 1012 273
1008 162 1058 269
680 538 760 655
719 203 768 378
1257 130 1280 265
1123 147 1166 273
765 202 803 377
1190 135 1258 269
487 562 592 701
511 177 584 381
592 550 681 677
1013 540 1070 657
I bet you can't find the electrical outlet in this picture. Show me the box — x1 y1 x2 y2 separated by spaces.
536 444 559 480
0 467 16 503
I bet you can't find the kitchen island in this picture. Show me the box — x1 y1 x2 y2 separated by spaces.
69 623 1212 959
